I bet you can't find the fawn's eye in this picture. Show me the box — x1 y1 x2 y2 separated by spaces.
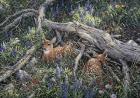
47 43 51 45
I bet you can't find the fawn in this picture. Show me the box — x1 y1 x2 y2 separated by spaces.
42 38 74 63
84 51 107 79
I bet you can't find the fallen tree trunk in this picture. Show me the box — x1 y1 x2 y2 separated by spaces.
42 20 140 64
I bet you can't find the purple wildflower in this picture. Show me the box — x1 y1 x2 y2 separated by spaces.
110 93 117 98
56 64 61 79
66 3 72 11
5 32 13 38
2 42 6 49
16 70 32 83
0 47 5 52
61 76 69 98
85 89 96 98
52 4 60 18
52 7 56 18
85 0 93 13
78 4 81 10
73 79 82 92
80 12 84 22
61 0 64 7
25 41 33 48
11 50 16 57
56 4 59 15
48 82 52 90
61 82 68 98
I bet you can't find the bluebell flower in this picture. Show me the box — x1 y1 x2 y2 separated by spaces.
52 4 60 18
11 50 16 57
56 4 59 15
2 42 6 49
9 63 14 66
61 83 68 98
80 12 84 22
16 70 32 83
46 76 53 89
73 79 82 92
52 7 56 18
48 82 52 90
66 0 73 14
78 4 81 10
61 76 68 98
88 4 94 14
85 88 96 98
60 0 64 7
66 3 72 11
0 47 5 52
25 41 33 48
85 0 93 12
5 32 13 38
56 64 61 79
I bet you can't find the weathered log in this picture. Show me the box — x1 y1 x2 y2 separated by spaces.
42 20 140 64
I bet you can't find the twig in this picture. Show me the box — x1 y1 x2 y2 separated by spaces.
0 46 35 82
28 92 35 98
73 44 85 78
119 59 130 98
55 30 64 45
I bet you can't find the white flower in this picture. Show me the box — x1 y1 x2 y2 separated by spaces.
105 84 112 89
30 57 37 65
2 42 6 49
5 83 14 91
11 38 20 45
16 70 32 83
98 90 104 94
110 94 117 98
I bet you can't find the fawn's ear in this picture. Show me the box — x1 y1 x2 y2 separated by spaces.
42 39 48 43
102 50 107 58
42 39 45 44
51 37 56 44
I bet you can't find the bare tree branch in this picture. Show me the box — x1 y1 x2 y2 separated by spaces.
74 44 85 78
0 9 38 28
1 12 37 33
0 46 35 82
120 59 130 98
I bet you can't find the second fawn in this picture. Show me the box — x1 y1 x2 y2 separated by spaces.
84 51 107 79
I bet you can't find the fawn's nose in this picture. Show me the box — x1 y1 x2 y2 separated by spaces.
42 47 50 51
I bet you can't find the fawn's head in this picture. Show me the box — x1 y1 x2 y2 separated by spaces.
96 50 107 65
43 39 52 49
42 37 56 50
